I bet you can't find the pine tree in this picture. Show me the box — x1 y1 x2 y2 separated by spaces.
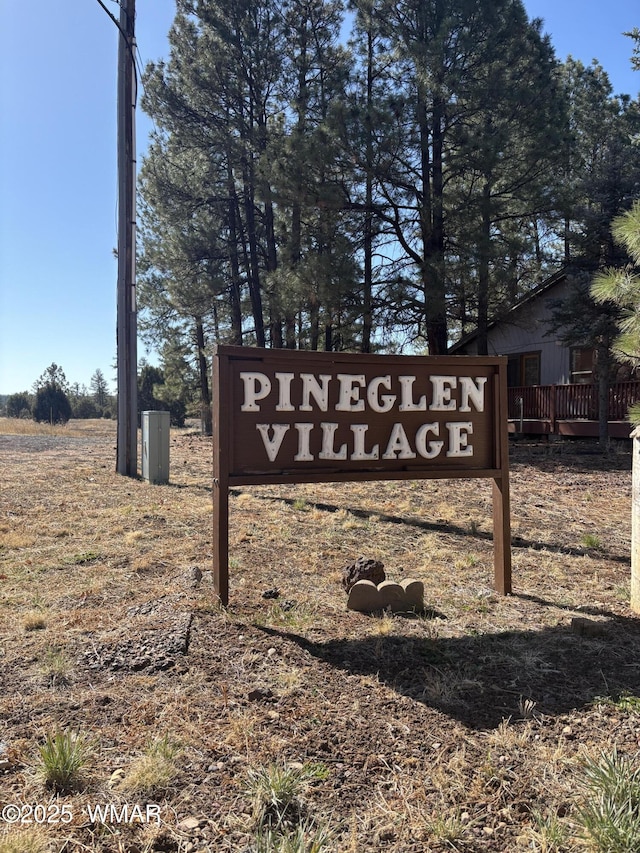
32 364 72 425
626 28 640 72
138 0 635 364
448 6 564 353
140 0 284 349
592 202 640 423
356 0 564 353
6 392 31 419
262 0 358 350
90 369 109 408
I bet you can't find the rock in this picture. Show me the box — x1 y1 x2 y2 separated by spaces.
374 824 396 844
399 578 424 610
341 557 385 592
347 578 424 613
108 768 126 788
346 580 379 611
262 587 280 599
377 580 406 609
177 816 202 832
247 687 274 702
0 741 9 769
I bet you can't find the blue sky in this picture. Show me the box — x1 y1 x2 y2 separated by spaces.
0 0 638 396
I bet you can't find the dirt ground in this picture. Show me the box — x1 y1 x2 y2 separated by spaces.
0 419 638 852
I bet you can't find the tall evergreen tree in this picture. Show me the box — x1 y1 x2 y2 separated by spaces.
626 28 640 73
448 6 564 353
32 364 72 425
90 369 109 408
6 392 31 419
139 0 637 366
592 201 640 423
352 0 564 353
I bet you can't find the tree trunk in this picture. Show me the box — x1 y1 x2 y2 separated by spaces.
195 317 212 436
241 150 266 348
476 181 492 356
325 322 333 352
226 159 244 346
361 21 375 354
416 77 447 355
309 296 320 350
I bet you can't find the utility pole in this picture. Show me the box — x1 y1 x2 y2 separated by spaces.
116 0 138 476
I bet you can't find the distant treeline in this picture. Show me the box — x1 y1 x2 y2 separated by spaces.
1 363 186 427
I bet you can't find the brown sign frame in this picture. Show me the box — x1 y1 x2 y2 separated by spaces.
213 345 511 605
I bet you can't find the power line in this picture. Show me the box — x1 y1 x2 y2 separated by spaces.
94 0 130 45
94 0 141 105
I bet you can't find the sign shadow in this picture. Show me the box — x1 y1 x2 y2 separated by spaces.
256 613 640 730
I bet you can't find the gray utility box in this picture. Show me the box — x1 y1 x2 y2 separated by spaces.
141 410 170 484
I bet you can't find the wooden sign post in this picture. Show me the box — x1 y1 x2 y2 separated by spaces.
213 346 511 605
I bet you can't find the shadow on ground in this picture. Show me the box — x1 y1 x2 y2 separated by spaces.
508 440 632 472
258 612 640 729
235 488 629 563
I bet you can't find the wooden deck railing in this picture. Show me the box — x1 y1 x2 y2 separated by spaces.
507 381 640 426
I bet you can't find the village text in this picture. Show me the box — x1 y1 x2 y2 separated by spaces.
239 371 488 463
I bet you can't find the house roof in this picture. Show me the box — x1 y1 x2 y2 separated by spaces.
449 267 572 353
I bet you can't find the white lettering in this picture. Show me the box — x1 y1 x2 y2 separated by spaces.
253 419 479 463
108 804 131 823
84 803 161 825
398 375 427 411
84 804 110 822
240 372 271 412
446 421 473 457
300 374 331 412
382 423 416 460
335 374 366 412
415 422 444 459
146 805 161 824
256 424 290 462
430 376 457 411
275 372 295 411
459 376 487 412
350 424 379 460
293 423 314 461
319 422 348 460
367 375 396 413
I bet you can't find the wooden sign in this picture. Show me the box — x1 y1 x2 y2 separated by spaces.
213 346 511 605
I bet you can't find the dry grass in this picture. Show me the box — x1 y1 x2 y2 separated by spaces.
0 419 638 851
0 417 90 436
117 735 181 795
0 827 52 853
